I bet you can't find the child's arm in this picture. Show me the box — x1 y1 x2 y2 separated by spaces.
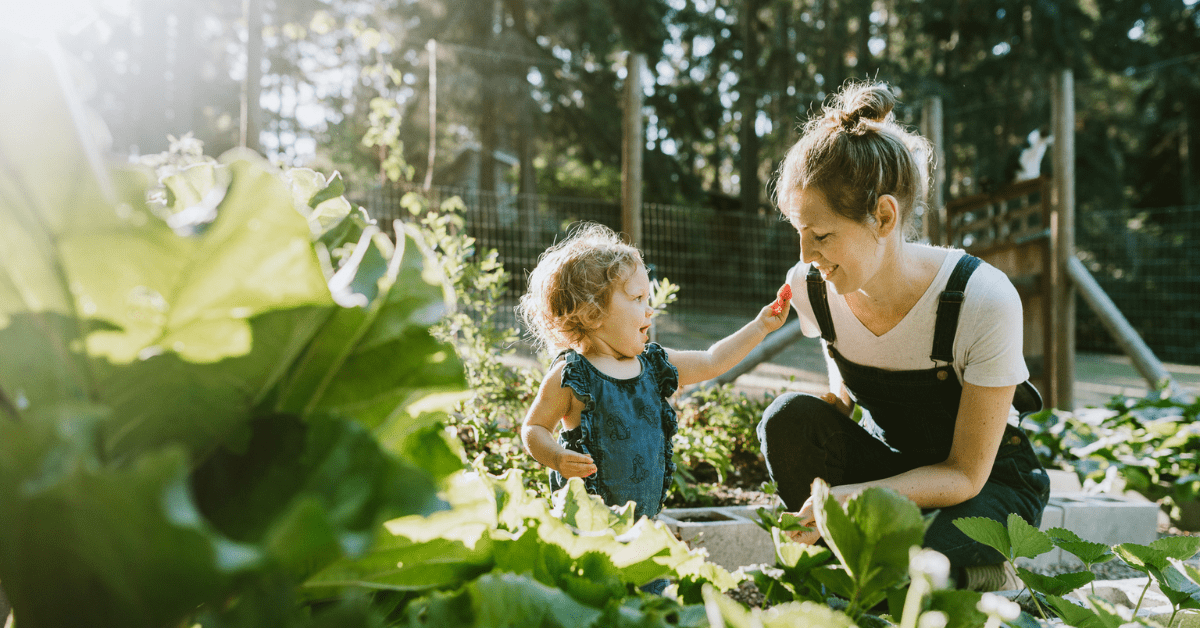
520 361 597 479
667 284 792 387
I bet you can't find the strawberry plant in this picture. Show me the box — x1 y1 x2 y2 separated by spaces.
1023 389 1200 528
956 513 1200 626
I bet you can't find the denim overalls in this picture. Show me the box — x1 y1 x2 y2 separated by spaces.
758 255 1051 569
549 343 679 521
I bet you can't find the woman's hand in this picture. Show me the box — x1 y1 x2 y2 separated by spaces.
555 449 597 479
789 483 861 542
820 387 854 418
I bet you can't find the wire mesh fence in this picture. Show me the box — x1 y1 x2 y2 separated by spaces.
362 185 1200 367
1075 204 1200 366
363 185 800 327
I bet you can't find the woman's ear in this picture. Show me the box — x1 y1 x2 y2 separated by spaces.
874 195 899 240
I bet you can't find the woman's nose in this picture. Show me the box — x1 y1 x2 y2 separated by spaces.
800 240 819 264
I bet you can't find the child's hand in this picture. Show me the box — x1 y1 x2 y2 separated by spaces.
770 283 792 316
756 283 792 332
556 450 597 479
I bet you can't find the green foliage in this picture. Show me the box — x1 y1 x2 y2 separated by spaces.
956 510 1200 625
0 42 464 625
402 192 548 490
1023 389 1200 526
311 470 739 627
670 384 772 506
747 478 930 623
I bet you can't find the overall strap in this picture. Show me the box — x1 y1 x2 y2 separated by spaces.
806 265 837 343
930 254 983 363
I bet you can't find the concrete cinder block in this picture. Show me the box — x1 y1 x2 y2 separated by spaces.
1017 492 1159 571
1053 492 1160 547
658 506 776 570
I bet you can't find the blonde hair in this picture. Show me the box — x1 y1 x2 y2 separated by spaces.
518 223 644 356
774 81 931 237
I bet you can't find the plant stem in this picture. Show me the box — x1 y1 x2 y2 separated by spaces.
1134 579 1151 616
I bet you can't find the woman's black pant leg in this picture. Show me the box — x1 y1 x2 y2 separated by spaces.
757 393 907 511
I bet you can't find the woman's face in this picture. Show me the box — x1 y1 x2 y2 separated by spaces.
786 187 884 295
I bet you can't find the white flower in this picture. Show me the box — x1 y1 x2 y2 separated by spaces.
909 547 951 589
918 611 949 628
977 592 1020 621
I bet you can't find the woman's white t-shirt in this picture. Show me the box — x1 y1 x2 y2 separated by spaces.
785 246 1030 390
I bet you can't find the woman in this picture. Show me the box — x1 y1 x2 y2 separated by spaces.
759 81 1050 592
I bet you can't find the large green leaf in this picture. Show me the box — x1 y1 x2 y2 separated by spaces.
1015 567 1094 596
1047 527 1115 565
190 413 443 575
953 517 1012 561
0 39 467 627
0 413 258 626
274 224 463 437
1007 512 1055 559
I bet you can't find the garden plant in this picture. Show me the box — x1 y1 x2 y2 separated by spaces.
6 38 1200 628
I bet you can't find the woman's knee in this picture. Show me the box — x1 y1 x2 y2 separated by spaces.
758 393 825 441
758 393 841 440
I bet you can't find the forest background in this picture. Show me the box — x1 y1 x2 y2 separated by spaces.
25 0 1200 362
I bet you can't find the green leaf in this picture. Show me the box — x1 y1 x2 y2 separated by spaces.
471 571 606 628
560 477 624 533
1113 542 1170 574
0 438 256 626
953 517 1012 561
1007 512 1054 559
1015 567 1094 596
1047 527 1115 565
275 226 463 429
773 529 832 571
1150 535 1200 561
1150 564 1200 609
928 590 988 628
190 413 443 578
812 479 867 578
1044 595 1105 628
701 583 858 628
811 565 858 600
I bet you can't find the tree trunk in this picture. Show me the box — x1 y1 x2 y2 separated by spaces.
240 0 263 153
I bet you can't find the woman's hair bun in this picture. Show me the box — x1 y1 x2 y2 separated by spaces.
826 82 896 133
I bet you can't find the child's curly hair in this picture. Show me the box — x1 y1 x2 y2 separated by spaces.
518 223 644 356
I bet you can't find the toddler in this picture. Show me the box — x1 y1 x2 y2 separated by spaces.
517 223 790 521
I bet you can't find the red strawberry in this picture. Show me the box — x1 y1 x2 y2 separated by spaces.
770 284 793 316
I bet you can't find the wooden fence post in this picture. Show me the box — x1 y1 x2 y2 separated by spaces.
621 53 645 248
921 96 946 245
1051 70 1076 410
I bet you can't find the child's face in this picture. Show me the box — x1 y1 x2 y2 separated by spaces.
589 264 653 359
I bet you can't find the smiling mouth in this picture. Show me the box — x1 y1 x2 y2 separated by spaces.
816 265 837 279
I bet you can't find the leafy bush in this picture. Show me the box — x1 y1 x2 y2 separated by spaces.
0 42 463 626
308 468 742 626
956 513 1200 626
670 385 773 506
1024 389 1200 526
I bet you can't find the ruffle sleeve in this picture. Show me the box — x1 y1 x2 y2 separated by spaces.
641 343 679 399
641 343 680 507
553 350 601 498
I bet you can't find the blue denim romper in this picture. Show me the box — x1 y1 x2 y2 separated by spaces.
548 343 680 520
758 255 1051 569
